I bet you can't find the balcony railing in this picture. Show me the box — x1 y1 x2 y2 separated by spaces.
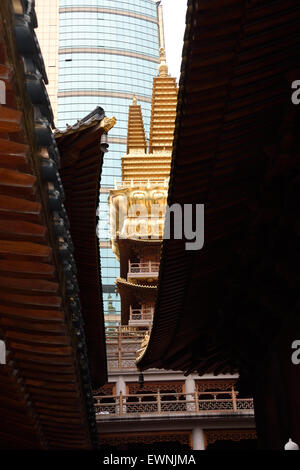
114 179 169 190
105 325 146 340
94 391 254 418
128 261 159 279
129 306 154 325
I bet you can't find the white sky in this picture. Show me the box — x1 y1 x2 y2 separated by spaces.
161 0 188 81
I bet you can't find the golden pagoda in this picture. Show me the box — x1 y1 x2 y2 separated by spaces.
109 48 178 327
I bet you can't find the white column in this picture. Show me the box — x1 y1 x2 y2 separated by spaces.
192 427 205 450
0 340 5 364
185 375 196 411
115 376 126 395
185 375 196 394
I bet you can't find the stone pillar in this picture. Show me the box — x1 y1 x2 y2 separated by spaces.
192 427 205 450
115 376 126 395
185 375 196 394
115 376 127 414
185 375 196 411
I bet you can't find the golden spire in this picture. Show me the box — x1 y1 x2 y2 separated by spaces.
148 48 178 154
120 46 178 181
158 47 168 77
126 93 147 154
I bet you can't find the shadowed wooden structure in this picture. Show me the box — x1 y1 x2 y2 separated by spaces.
55 111 116 387
0 0 108 449
138 0 300 449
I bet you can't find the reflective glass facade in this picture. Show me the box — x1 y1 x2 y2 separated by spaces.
57 0 160 316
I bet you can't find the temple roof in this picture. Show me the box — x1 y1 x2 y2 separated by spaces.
138 0 300 380
56 109 116 390
126 94 147 154
116 278 158 325
121 154 172 181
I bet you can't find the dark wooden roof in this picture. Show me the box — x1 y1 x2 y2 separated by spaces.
0 0 102 449
138 0 300 378
55 108 111 389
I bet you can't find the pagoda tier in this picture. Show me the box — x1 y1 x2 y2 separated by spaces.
109 49 178 329
121 50 178 182
116 278 157 325
115 236 162 279
0 0 113 449
148 48 178 155
109 182 168 262
121 154 171 182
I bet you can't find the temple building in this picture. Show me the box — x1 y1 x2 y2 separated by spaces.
94 49 256 451
0 0 111 449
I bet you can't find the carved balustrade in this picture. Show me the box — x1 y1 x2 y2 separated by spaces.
94 390 254 417
105 326 148 370
128 261 160 279
114 179 169 190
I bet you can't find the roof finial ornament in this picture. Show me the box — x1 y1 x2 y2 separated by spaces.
158 47 168 77
132 92 137 105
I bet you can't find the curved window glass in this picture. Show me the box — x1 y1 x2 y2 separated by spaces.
59 0 157 19
59 11 159 57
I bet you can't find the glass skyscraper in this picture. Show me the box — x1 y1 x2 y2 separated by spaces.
36 0 161 317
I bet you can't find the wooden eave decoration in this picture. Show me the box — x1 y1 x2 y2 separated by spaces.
116 236 162 279
126 96 147 154
148 49 178 155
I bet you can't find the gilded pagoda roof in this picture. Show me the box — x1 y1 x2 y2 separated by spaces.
126 94 147 154
121 52 178 182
